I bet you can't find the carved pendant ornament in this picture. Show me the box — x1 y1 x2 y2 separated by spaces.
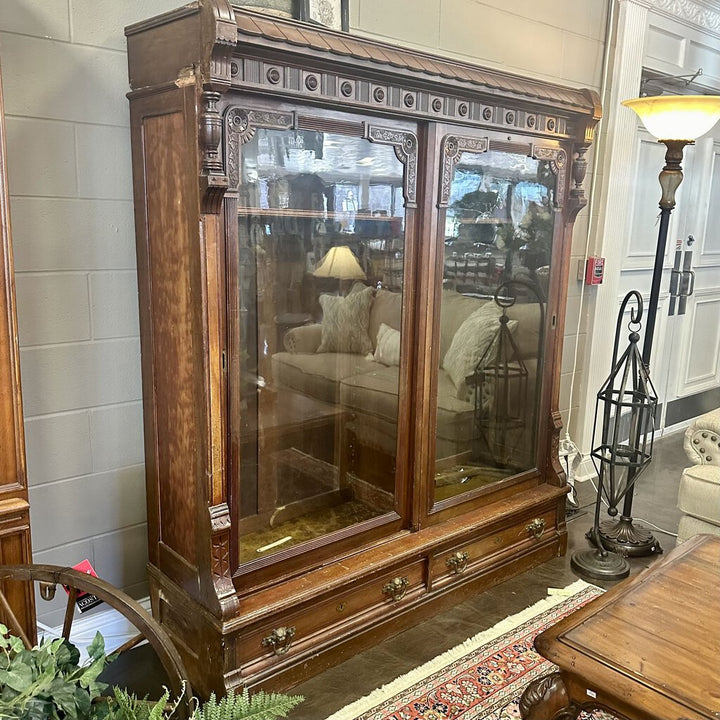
366 126 419 208
531 144 567 209
224 107 295 190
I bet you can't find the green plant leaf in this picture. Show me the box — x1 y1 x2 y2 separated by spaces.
87 633 106 662
55 639 81 671
0 664 34 692
8 636 25 654
49 676 79 715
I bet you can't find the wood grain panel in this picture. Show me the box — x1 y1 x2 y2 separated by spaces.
0 62 34 639
535 536 720 720
143 111 202 565
0 500 35 638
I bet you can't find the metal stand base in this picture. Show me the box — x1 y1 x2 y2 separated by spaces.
571 547 630 581
598 516 663 557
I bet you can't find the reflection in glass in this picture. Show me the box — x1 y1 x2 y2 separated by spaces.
236 127 406 564
434 149 555 503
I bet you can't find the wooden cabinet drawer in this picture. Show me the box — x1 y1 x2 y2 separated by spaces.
430 509 556 589
238 559 426 666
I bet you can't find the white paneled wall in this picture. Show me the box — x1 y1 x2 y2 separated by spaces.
0 0 605 625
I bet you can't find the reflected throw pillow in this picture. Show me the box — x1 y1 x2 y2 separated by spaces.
373 323 401 366
317 286 374 354
442 303 517 399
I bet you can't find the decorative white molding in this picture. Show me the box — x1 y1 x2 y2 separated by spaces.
647 0 720 33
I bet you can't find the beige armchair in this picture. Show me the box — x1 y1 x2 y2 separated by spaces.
677 408 720 543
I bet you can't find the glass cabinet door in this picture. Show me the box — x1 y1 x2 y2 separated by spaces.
233 119 412 565
433 141 557 504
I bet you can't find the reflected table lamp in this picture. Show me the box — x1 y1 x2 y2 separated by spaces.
313 245 366 293
598 94 720 557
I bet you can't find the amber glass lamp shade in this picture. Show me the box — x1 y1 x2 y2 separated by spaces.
313 245 366 280
622 95 720 141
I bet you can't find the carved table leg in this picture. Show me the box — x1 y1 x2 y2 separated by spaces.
519 672 580 720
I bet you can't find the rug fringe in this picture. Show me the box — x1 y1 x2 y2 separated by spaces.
323 579 596 720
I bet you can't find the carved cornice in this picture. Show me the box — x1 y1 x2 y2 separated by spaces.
438 135 489 207
366 126 419 208
202 0 237 88
229 9 597 143
232 55 574 141
233 10 593 113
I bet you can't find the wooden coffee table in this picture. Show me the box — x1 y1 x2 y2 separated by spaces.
520 533 720 720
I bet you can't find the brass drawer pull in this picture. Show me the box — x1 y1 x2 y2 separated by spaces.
446 551 469 574
382 576 409 602
526 518 546 539
262 626 296 656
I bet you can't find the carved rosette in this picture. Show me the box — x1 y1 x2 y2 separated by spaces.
224 107 295 191
438 135 489 207
531 145 567 209
209 503 234 595
366 126 418 208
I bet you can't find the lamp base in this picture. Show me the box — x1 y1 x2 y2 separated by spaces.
571 547 630 581
598 516 663 557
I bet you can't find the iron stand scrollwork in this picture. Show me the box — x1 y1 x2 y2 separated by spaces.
571 291 658 580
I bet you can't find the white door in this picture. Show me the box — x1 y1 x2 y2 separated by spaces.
659 135 720 430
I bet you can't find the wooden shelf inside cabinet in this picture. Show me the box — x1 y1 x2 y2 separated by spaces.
126 1 600 697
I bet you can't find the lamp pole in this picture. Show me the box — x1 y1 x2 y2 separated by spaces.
596 94 720 557
598 139 690 557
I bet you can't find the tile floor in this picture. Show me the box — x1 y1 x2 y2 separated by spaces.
101 430 686 717
289 429 686 718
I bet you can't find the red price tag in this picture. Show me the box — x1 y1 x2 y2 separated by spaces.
62 559 103 613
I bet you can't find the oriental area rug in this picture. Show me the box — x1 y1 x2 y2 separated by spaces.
324 579 603 720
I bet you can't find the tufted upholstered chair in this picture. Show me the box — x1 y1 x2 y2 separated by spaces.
677 408 720 543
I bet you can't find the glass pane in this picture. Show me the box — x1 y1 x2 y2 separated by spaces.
434 148 555 503
236 127 406 564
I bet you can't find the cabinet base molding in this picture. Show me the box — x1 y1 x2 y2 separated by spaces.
150 489 566 695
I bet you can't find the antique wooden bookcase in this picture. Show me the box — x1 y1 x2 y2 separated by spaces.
126 1 600 695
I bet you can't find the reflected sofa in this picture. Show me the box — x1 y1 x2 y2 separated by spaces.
271 288 542 474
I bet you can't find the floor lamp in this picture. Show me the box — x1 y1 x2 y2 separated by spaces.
597 95 720 557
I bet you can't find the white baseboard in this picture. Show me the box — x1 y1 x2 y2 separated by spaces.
37 596 152 658
574 455 597 483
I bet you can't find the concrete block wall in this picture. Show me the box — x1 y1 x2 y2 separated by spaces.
0 0 179 626
0 0 606 626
